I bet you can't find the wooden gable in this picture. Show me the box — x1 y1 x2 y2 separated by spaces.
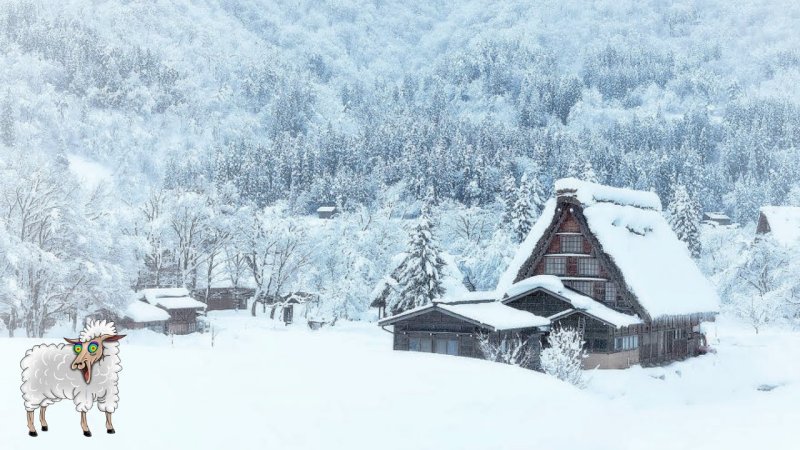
512 199 653 323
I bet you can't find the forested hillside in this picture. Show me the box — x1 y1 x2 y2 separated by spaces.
1 0 799 336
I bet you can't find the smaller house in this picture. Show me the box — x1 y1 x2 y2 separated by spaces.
378 295 549 368
756 206 800 246
193 287 253 311
702 212 732 226
137 288 207 335
317 206 338 219
119 300 170 333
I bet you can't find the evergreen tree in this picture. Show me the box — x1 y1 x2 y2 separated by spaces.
528 174 546 215
511 175 536 243
580 160 599 183
1 92 14 148
391 213 446 315
499 174 517 226
668 184 702 258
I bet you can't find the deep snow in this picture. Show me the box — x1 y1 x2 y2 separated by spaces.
1 312 798 450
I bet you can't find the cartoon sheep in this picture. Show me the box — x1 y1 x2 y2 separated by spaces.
20 320 125 437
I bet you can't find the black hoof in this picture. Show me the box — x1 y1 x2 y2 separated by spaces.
107 429 115 434
83 430 92 437
29 431 38 437
41 426 48 432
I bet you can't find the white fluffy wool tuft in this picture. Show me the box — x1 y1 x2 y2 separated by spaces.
80 319 117 342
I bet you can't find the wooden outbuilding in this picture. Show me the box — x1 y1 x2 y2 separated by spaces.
193 287 253 311
756 206 800 246
317 206 338 219
135 288 207 335
702 212 732 226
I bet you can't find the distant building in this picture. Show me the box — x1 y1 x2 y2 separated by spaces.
756 206 800 247
131 288 207 334
118 300 170 333
317 206 338 219
702 211 732 226
193 287 253 311
379 179 720 369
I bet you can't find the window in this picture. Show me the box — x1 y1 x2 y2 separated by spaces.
592 338 608 351
560 235 583 253
605 283 617 304
544 256 567 275
447 339 459 356
578 258 600 276
614 335 639 351
565 280 593 296
435 338 447 354
409 336 432 352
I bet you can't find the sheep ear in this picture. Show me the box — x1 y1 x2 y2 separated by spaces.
103 334 126 342
64 338 81 344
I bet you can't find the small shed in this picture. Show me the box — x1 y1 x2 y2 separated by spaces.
119 300 170 333
138 288 207 335
193 287 253 311
702 212 732 226
317 206 338 219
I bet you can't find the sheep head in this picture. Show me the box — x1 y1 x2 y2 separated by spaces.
64 334 125 384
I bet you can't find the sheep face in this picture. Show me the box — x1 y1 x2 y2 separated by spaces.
64 334 125 384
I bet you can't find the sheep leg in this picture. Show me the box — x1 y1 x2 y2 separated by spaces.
39 406 48 431
80 411 91 437
105 412 115 434
26 410 37 437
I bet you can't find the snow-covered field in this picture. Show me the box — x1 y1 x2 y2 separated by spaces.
1 313 797 450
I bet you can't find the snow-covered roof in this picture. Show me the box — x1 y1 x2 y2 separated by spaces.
502 276 642 329
139 287 207 310
498 180 720 319
317 206 337 212
555 178 662 211
379 301 549 332
703 212 730 221
123 300 170 323
760 206 800 247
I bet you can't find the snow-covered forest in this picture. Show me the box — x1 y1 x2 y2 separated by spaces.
1 0 800 338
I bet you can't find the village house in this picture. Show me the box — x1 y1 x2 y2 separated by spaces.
128 287 207 335
756 206 800 246
379 178 720 369
317 205 338 219
702 211 732 226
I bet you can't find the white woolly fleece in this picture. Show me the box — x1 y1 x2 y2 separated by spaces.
20 321 122 413
80 319 117 342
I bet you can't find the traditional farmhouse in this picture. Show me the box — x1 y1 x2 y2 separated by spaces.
379 178 720 369
317 206 338 219
756 206 800 246
702 211 732 226
134 288 207 334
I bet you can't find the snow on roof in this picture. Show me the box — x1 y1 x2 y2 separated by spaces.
555 178 662 211
123 300 170 323
496 198 558 293
760 206 800 247
317 206 337 212
140 287 207 310
703 212 730 220
498 180 720 319
582 196 719 318
502 276 642 328
379 301 549 331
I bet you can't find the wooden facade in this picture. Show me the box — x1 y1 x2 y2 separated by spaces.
193 287 253 311
388 309 544 369
509 196 714 368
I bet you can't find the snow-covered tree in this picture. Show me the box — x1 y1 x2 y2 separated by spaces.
390 214 446 315
478 332 539 369
540 326 587 387
0 91 14 147
511 175 536 243
668 184 702 258
499 175 517 226
580 161 599 183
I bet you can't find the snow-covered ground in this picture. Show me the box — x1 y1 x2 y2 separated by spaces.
1 313 797 450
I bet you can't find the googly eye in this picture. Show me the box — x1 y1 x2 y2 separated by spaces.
88 342 99 354
73 344 82 354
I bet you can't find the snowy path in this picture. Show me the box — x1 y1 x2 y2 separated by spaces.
1 314 798 449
